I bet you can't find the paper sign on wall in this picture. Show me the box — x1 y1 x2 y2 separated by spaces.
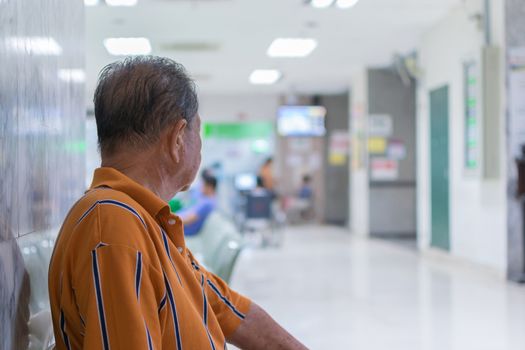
368 137 387 154
371 158 398 181
387 139 406 160
369 114 393 137
329 130 350 155
329 153 346 166
329 130 349 166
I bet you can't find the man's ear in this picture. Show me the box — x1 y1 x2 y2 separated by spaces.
168 119 187 164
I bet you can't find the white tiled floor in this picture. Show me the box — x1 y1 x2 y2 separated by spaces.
230 225 525 350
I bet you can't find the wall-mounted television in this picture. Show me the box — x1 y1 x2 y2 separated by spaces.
277 105 327 137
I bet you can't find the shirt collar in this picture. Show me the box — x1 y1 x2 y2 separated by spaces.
90 167 171 219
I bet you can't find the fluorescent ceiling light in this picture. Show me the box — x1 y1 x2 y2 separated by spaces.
106 0 137 6
249 69 282 85
336 0 359 8
267 38 317 58
6 37 62 55
84 0 99 6
311 0 334 8
104 37 152 55
58 69 86 83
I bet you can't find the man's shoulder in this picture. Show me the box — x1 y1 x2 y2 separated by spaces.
57 187 156 253
84 187 144 207
64 187 152 234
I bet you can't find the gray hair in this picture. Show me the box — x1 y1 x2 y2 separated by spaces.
94 56 199 155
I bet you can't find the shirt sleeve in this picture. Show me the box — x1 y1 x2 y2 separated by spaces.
189 251 252 338
74 244 163 350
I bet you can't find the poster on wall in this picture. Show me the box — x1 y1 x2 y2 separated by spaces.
329 130 349 166
329 130 350 154
370 158 399 181
509 47 525 158
387 139 406 160
369 114 393 137
368 137 387 154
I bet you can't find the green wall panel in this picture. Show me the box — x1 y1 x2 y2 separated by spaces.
430 86 451 251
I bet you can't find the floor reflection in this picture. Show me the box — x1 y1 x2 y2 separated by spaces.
231 225 525 350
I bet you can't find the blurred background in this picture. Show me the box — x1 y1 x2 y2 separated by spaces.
2 0 525 349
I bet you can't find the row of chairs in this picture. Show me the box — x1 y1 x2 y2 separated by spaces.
185 211 244 284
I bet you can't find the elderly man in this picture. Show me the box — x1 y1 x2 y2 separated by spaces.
48 56 307 350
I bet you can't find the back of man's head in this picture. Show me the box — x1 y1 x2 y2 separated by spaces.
94 56 198 156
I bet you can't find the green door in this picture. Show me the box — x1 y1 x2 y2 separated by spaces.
430 86 450 251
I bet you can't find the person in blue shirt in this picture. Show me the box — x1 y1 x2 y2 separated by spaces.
298 175 313 199
179 173 217 236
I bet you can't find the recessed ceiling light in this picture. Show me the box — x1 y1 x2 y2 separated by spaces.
84 0 99 6
249 69 282 85
6 37 62 55
106 0 137 6
103 37 152 55
311 0 334 8
267 38 317 58
336 0 359 8
58 69 86 83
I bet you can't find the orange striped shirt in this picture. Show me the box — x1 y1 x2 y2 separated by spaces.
49 167 251 349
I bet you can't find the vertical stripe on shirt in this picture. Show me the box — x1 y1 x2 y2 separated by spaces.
206 280 246 320
79 313 86 327
59 310 72 350
161 228 183 285
144 322 154 350
135 251 154 350
91 249 111 350
135 251 143 301
164 273 183 350
201 274 216 350
158 292 168 313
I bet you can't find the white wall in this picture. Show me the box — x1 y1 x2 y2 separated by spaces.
350 70 369 236
417 0 507 273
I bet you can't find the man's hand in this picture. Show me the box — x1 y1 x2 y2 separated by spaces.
227 302 308 350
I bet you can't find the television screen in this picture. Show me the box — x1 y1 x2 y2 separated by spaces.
277 105 327 137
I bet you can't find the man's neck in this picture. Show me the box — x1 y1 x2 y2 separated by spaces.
101 150 178 202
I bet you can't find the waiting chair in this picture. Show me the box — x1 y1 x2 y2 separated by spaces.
241 191 283 247
185 212 244 282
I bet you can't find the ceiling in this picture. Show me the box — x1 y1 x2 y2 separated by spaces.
85 0 460 99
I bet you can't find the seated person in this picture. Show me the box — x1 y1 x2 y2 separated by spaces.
178 174 217 236
253 175 276 201
298 174 313 200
